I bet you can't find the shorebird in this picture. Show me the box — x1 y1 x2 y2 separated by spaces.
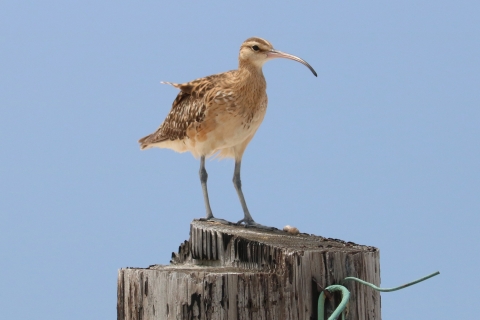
139 37 316 228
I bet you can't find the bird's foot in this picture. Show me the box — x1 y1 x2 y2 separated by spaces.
199 217 234 225
237 218 275 230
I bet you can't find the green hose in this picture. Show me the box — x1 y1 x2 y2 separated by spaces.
318 271 440 320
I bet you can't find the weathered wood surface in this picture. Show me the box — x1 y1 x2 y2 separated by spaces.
118 220 381 319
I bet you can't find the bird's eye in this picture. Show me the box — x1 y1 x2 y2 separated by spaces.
252 45 260 51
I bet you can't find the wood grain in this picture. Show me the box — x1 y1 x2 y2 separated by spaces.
118 220 381 319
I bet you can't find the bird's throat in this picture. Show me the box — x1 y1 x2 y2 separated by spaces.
237 61 267 92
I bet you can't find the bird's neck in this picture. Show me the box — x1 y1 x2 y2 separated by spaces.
237 60 266 90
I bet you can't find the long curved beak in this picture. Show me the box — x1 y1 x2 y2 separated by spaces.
267 49 317 77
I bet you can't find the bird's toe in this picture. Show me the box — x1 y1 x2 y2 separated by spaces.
199 217 234 225
237 219 275 230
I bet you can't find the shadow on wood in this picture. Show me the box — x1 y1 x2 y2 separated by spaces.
118 220 380 319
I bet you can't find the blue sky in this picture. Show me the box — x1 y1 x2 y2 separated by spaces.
1 1 478 319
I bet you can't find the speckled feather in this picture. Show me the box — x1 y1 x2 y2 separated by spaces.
138 71 237 144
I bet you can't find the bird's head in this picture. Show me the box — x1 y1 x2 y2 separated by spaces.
239 37 317 77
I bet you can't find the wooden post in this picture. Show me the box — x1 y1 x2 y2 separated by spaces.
117 220 380 319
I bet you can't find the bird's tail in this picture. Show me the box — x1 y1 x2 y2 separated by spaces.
138 135 152 150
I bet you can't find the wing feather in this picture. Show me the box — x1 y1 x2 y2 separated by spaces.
139 70 238 149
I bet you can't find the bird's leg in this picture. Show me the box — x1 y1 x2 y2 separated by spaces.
198 156 230 224
233 160 274 230
199 156 214 219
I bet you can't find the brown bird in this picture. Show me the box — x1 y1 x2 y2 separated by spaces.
139 37 316 229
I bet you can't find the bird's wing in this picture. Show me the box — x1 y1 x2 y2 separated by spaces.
139 71 237 148
162 71 236 96
138 91 205 147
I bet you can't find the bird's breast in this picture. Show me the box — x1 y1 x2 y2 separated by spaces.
185 92 268 157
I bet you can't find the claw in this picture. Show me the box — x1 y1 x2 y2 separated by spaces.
237 219 275 230
199 217 234 225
